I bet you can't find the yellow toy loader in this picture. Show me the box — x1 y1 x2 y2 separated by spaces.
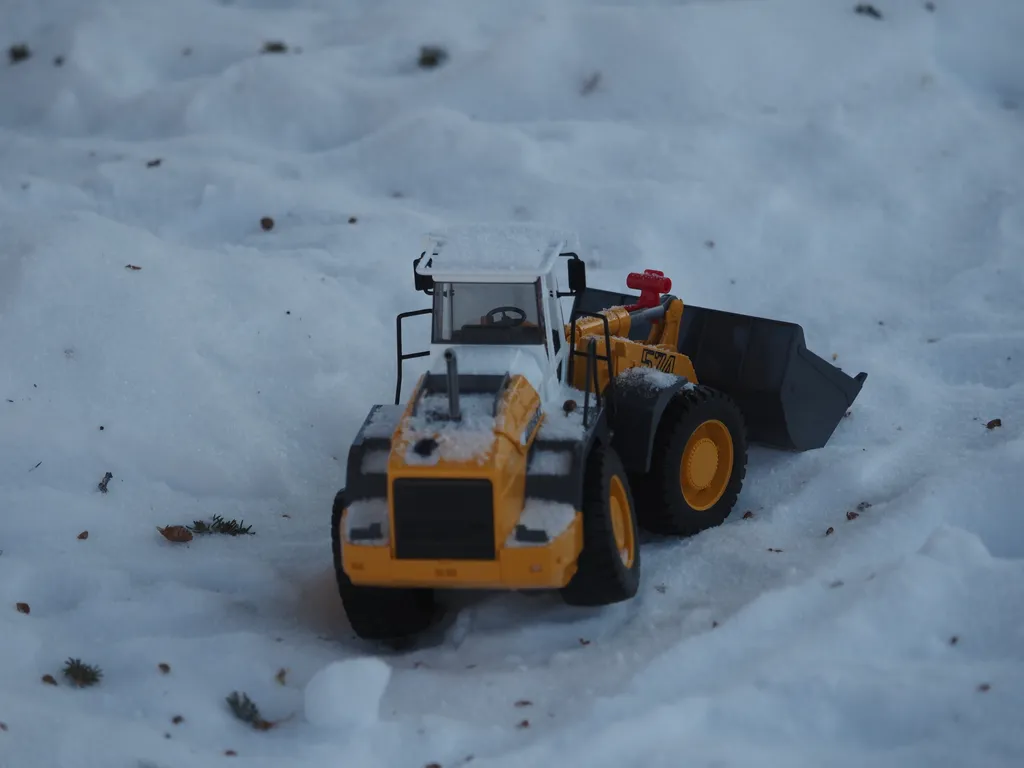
331 225 867 641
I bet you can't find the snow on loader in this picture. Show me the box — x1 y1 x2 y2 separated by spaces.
331 225 867 641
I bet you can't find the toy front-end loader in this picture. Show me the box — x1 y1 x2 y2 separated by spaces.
331 225 867 641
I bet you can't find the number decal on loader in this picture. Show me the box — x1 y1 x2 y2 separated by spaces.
641 347 674 373
434 567 459 578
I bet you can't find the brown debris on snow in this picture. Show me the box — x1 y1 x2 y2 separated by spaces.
580 71 601 96
158 525 193 543
8 44 30 64
417 45 448 69
854 4 883 19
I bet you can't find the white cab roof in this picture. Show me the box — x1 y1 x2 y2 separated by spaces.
418 223 580 282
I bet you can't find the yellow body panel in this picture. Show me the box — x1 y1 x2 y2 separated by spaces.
568 297 697 392
341 510 583 589
657 297 684 353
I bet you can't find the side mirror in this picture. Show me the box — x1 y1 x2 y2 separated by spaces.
566 254 586 295
413 252 434 294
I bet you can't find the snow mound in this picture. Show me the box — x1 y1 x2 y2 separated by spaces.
304 658 391 729
918 524 993 568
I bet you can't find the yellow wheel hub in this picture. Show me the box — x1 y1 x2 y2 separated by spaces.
680 419 734 511
608 474 635 567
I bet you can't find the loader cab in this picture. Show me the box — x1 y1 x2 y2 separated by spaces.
399 226 582 405
425 272 568 397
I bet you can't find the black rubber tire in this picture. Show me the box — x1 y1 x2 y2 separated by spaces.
631 385 748 537
331 489 437 641
561 442 641 607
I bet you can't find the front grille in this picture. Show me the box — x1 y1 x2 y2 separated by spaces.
392 478 496 560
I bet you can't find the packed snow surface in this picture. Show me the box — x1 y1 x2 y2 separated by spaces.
2 0 1024 766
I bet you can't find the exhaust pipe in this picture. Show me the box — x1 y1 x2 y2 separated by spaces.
444 348 461 421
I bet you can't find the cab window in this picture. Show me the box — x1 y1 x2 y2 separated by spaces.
433 280 545 345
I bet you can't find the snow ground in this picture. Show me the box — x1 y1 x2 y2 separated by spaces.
2 0 1023 765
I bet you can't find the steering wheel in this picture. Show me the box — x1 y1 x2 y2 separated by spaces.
485 305 527 326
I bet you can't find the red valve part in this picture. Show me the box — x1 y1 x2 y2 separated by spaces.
625 269 672 309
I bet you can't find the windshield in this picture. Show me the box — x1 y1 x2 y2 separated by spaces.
433 281 545 345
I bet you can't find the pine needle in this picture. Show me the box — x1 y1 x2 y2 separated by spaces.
226 691 274 730
188 515 254 536
63 658 102 687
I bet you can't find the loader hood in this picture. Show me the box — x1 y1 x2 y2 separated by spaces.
399 389 504 466
391 346 546 469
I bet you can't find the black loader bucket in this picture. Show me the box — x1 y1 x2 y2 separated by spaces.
676 305 867 452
